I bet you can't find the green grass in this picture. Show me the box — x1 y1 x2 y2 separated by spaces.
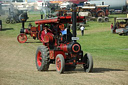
0 13 128 63
78 31 128 61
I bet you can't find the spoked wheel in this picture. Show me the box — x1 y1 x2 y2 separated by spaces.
10 19 15 24
55 54 65 74
6 18 10 24
38 31 43 42
83 53 93 72
35 45 50 71
17 33 27 43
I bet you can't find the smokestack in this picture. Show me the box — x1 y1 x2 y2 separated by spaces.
102 2 104 5
72 4 77 38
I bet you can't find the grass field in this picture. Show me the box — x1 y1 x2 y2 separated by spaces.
0 13 128 85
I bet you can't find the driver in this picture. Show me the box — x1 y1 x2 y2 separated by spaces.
41 25 50 41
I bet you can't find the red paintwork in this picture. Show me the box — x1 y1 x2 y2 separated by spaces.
41 30 54 43
37 51 42 67
65 62 85 65
56 57 61 71
77 62 85 64
35 18 59 24
55 51 66 59
31 27 37 31
31 32 37 37
37 24 41 31
43 33 54 43
58 44 68 52
17 33 27 43
105 9 109 16
49 50 66 60
25 29 30 34
35 16 85 25
50 0 87 4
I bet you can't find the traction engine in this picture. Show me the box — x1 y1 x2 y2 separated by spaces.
17 18 42 43
35 4 93 74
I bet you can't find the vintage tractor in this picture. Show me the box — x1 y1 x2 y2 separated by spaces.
78 4 109 22
17 16 42 43
35 4 93 74
6 8 29 24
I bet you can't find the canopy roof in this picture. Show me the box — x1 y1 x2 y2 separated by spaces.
116 18 128 20
35 16 85 24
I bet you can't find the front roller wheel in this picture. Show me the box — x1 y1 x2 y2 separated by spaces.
83 53 93 72
35 45 50 71
17 33 27 43
55 54 65 74
97 17 103 22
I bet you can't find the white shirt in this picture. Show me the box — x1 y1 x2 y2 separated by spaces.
80 26 85 31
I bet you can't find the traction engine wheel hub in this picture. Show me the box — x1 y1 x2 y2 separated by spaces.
37 51 42 67
56 57 61 71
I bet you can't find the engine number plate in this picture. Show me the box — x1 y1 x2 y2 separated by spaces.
72 37 79 40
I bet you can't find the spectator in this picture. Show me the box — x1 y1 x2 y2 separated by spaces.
80 25 85 36
111 23 113 33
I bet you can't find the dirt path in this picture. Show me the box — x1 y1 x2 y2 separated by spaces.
0 36 128 85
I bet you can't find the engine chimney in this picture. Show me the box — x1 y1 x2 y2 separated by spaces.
72 4 77 38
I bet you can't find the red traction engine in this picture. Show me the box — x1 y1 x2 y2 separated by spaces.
35 4 93 74
17 20 42 43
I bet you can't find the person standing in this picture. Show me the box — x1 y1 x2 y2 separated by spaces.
80 25 85 36
111 23 113 33
0 15 2 31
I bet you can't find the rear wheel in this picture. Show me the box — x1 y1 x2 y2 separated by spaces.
6 18 10 24
17 33 27 43
10 19 15 24
35 45 50 71
83 53 93 72
55 54 65 74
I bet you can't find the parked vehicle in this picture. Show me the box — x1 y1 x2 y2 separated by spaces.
6 8 28 24
78 4 109 22
113 18 128 35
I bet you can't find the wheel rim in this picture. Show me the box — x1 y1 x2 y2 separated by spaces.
6 19 10 24
56 57 61 71
17 34 27 43
37 51 42 67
